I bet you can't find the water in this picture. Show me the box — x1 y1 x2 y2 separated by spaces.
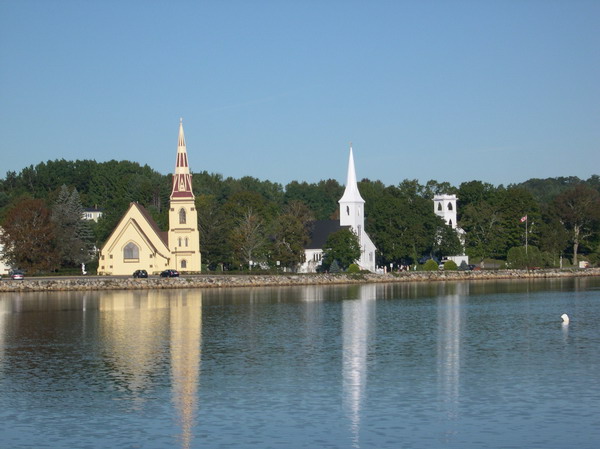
1 278 599 448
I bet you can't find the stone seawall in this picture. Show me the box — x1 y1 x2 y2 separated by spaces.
1 268 599 293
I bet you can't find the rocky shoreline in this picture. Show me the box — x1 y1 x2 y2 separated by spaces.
1 268 599 292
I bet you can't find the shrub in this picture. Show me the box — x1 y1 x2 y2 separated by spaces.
507 246 545 269
423 259 438 271
443 260 458 271
459 260 468 271
329 260 341 273
347 263 360 273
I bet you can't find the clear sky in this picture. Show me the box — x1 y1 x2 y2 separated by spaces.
1 0 598 188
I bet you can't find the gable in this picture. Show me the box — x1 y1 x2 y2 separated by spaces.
101 203 170 257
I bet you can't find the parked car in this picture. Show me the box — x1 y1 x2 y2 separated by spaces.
160 269 179 278
10 270 25 280
133 269 148 278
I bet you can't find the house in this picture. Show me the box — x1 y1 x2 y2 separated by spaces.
82 207 103 222
0 228 11 275
97 119 201 275
299 147 377 272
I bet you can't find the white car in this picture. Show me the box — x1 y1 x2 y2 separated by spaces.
10 270 24 280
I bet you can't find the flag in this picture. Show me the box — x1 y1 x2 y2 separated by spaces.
520 215 528 222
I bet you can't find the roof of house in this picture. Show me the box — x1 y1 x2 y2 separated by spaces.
305 220 350 249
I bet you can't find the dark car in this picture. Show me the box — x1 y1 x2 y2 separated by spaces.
133 269 148 278
160 269 179 278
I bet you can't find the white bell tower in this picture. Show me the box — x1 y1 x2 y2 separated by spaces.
434 194 458 229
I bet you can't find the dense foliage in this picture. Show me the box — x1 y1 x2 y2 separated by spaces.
1 158 599 273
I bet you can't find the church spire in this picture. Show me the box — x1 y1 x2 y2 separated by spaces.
339 144 365 204
171 118 194 200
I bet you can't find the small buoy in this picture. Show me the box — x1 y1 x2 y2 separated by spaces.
561 313 569 324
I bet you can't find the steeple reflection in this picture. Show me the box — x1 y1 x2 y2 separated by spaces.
437 283 467 421
169 292 202 449
342 284 376 447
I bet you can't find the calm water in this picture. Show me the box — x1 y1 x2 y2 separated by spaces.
1 278 599 449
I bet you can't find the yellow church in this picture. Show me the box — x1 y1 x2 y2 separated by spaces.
98 120 201 275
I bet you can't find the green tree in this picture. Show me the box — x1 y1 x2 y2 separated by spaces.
0 198 59 272
433 223 463 259
270 213 309 270
552 185 600 266
322 228 361 271
229 208 267 269
52 185 94 266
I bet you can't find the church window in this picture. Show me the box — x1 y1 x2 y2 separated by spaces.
178 237 182 247
179 208 186 224
447 203 453 211
449 219 453 227
181 259 187 269
185 237 189 247
347 206 350 216
124 242 139 260
438 203 442 211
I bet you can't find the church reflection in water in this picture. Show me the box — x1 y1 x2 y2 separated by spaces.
342 284 377 447
436 283 467 421
99 289 202 449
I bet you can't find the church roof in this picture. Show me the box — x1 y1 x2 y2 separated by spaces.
305 220 350 249
338 146 365 204
136 203 169 247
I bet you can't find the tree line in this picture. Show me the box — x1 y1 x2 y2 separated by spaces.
1 159 599 273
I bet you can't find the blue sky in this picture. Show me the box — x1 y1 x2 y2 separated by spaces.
1 0 599 188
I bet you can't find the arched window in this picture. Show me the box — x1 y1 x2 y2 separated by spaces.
178 237 182 247
437 203 442 211
185 237 189 247
124 242 139 260
447 203 453 211
179 208 186 224
449 219 453 227
181 259 187 269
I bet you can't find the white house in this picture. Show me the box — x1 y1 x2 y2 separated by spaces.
299 147 377 273
0 228 11 275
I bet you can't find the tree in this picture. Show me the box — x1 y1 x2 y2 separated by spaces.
433 223 463 259
0 198 59 272
196 194 227 269
552 185 600 266
229 208 267 268
52 185 94 266
270 213 309 270
322 228 361 271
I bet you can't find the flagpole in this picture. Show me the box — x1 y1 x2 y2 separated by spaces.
525 217 528 255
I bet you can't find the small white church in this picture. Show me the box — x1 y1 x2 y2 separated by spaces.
299 147 377 273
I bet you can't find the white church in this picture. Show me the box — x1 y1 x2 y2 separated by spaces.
433 193 469 267
299 147 377 273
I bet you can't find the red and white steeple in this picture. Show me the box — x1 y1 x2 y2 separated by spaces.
171 118 194 200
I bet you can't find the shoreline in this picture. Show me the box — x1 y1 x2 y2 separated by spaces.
1 268 599 293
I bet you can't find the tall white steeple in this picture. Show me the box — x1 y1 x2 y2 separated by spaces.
339 145 365 232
